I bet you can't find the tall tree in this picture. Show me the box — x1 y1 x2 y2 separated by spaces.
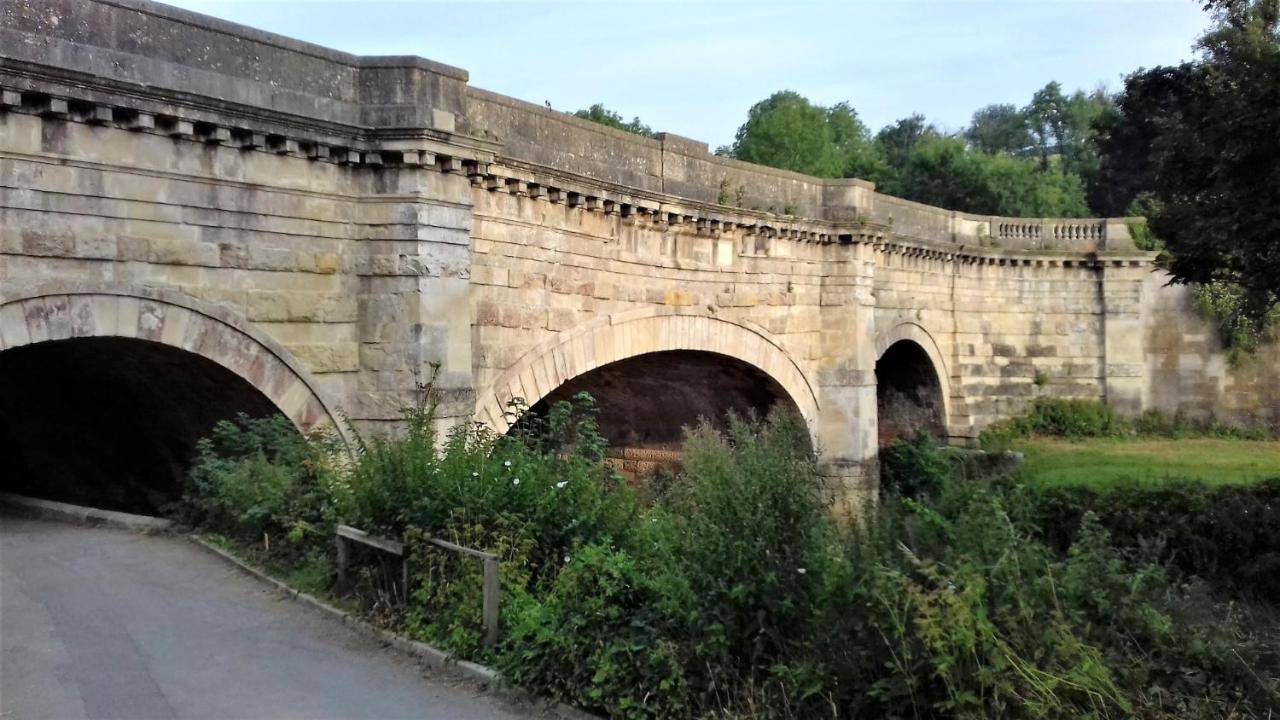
1060 88 1115 181
876 114 939 172
1095 0 1280 320
828 102 896 189
1025 81 1068 169
899 136 1088 218
965 103 1032 154
727 91 839 177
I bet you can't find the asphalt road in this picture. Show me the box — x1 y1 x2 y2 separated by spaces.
0 515 535 720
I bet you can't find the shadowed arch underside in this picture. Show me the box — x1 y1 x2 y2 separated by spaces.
528 349 801 448
477 311 820 437
876 338 947 446
0 289 340 512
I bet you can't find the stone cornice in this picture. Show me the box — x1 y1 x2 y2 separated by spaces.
0 80 498 170
0 81 1154 272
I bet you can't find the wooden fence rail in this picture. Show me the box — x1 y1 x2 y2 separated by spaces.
334 524 501 647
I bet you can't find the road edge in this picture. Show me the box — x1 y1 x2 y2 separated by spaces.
0 493 173 532
189 536 600 720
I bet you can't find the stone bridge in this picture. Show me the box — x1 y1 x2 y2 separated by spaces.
3 0 1277 510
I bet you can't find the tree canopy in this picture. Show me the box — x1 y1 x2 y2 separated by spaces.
717 88 1091 218
965 104 1031 155
1094 0 1280 322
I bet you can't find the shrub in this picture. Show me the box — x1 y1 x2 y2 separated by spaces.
662 413 830 701
880 431 952 498
186 413 342 553
403 513 536 659
500 542 690 720
347 393 640 583
1192 279 1280 361
979 397 1275 449
1024 478 1280 599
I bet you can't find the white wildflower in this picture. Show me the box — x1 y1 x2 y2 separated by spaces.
471 471 478 478
796 568 807 575
512 477 520 486
556 481 568 489
503 460 512 468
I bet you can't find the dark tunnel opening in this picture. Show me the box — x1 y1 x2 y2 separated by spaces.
522 350 801 477
876 340 946 446
0 337 287 515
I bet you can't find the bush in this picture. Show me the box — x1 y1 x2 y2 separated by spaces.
661 413 835 709
880 431 952 498
500 542 689 720
1192 279 1280 361
346 393 641 583
1024 478 1280 599
980 398 1275 448
186 414 342 553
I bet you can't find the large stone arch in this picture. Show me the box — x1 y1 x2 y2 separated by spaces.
476 309 820 436
874 321 953 442
0 283 342 438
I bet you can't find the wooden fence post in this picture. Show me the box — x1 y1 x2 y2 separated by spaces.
335 532 349 594
482 556 500 647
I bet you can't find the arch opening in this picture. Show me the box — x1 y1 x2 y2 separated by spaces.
0 337 292 514
521 350 803 477
876 339 947 446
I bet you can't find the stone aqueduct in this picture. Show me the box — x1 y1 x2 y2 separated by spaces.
2 0 1278 509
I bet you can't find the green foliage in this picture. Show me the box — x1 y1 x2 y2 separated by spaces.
1024 82 1114 181
1125 217 1159 252
880 431 952 498
572 103 656 138
186 413 342 550
982 397 1278 453
500 542 689 719
662 415 829 700
899 135 1090 218
981 398 1124 449
725 91 894 186
1192 279 1280 360
722 85 1105 218
966 103 1033 154
875 113 939 172
727 91 844 177
716 178 732 206
1123 192 1164 251
1024 477 1280 598
1095 0 1280 326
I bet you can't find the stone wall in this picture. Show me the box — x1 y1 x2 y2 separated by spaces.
1140 273 1280 427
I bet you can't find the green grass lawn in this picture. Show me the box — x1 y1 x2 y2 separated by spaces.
1013 437 1280 489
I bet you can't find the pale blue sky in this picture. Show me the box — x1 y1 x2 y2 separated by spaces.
163 0 1210 148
